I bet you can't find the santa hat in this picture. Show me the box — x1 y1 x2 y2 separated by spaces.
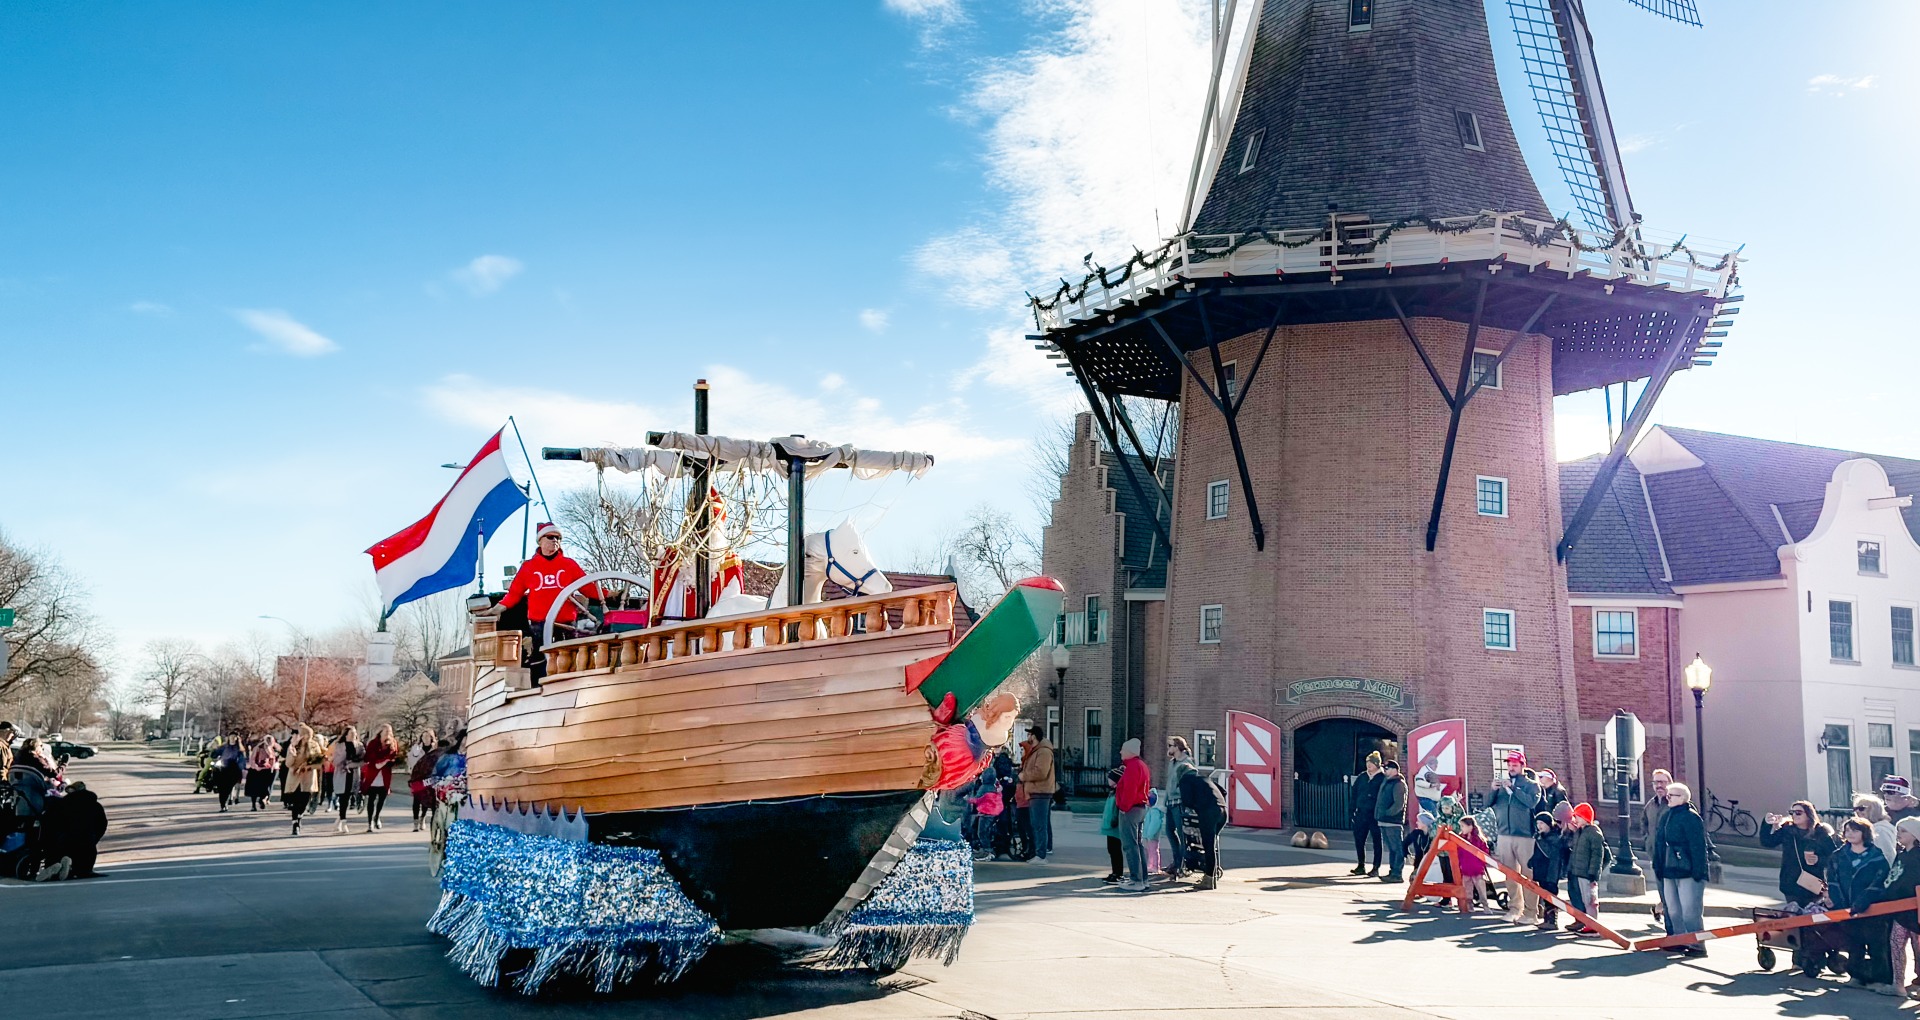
1573 802 1596 824
1883 776 1912 796
535 522 562 540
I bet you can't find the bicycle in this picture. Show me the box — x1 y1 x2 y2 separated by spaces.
1703 789 1759 837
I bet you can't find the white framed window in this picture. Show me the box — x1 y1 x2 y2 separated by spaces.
1894 605 1915 666
1908 728 1920 784
1483 608 1515 650
1824 723 1854 809
1053 613 1067 646
1594 608 1637 657
1194 729 1219 768
1475 476 1508 518
1046 705 1061 747
1199 604 1224 644
1085 708 1104 768
1239 130 1265 175
1207 480 1230 520
1456 110 1484 151
1219 361 1238 403
1860 538 1885 575
1086 595 1105 645
1470 349 1502 390
1830 599 1857 661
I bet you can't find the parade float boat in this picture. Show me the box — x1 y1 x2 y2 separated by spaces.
427 396 1062 992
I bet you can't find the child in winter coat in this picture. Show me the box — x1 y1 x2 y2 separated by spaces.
1528 811 1569 929
1565 803 1610 934
1097 766 1126 884
1142 790 1167 875
1456 815 1493 910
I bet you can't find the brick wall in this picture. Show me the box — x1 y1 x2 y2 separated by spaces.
1040 414 1126 770
1150 312 1583 808
1570 604 1687 801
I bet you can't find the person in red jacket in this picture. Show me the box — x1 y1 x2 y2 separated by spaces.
1116 737 1153 892
360 724 401 832
497 523 602 680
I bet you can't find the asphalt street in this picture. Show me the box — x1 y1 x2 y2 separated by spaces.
0 748 1905 1019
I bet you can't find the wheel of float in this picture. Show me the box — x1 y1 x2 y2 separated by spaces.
542 571 651 649
1756 946 1775 972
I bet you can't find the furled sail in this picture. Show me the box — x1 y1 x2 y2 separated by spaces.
641 433 934 481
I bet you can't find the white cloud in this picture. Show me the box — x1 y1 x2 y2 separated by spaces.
820 372 847 391
1806 73 1876 96
1617 134 1657 155
858 308 890 333
450 254 525 295
130 300 172 316
232 308 340 356
885 0 961 18
912 1 1215 406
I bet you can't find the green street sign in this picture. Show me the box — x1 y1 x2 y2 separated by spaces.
0 608 13 628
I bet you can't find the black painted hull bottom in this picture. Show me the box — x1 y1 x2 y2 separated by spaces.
586 790 927 931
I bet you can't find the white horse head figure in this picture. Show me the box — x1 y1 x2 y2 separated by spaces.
765 520 892 609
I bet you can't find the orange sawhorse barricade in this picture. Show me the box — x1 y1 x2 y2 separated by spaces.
1631 894 1920 952
1399 827 1632 949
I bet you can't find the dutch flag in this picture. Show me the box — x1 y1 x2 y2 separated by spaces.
366 428 529 615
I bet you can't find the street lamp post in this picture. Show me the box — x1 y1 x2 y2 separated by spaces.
1050 644 1069 726
1683 652 1718 880
261 615 312 725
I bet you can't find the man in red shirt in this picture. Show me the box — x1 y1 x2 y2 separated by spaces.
1116 737 1153 892
497 523 601 681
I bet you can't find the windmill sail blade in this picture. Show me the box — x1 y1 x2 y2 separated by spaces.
1624 0 1700 26
1509 0 1636 234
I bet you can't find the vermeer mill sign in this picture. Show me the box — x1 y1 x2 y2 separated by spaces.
1281 676 1406 708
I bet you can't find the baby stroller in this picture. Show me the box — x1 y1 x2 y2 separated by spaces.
0 778 50 881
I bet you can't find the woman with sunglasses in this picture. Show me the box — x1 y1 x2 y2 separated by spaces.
1761 800 1837 907
1857 794 1899 863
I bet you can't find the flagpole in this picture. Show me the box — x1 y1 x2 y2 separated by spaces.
507 415 551 521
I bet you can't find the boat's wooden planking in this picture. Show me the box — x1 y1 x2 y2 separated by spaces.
465 617 946 813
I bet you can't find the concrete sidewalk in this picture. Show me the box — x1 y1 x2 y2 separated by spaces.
4 749 1908 1018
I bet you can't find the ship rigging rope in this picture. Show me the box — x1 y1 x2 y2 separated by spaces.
469 720 933 779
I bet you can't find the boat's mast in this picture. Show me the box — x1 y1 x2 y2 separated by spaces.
692 379 712 617
775 437 808 609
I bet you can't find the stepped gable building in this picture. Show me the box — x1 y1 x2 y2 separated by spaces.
1040 413 1174 782
1030 0 1740 823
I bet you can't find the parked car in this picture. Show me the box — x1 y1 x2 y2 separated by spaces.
48 739 97 761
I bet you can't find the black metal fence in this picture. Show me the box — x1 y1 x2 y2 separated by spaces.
1292 779 1352 830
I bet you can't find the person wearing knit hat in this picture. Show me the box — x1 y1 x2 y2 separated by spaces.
1565 803 1609 934
1527 810 1569 930
1885 776 1920 826
1350 753 1387 877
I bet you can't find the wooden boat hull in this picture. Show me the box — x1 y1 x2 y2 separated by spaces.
587 790 928 930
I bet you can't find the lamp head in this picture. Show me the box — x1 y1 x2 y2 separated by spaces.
1684 653 1712 693
1051 644 1070 671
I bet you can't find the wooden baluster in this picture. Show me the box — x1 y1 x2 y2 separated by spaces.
903 597 922 628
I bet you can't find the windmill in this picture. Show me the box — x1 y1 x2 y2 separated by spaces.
1029 0 1743 823
1506 0 1701 235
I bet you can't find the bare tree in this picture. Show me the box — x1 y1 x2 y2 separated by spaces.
0 531 106 703
554 486 657 579
190 644 272 736
949 503 1041 610
391 590 469 682
376 673 451 739
17 650 106 732
105 679 147 740
136 638 204 727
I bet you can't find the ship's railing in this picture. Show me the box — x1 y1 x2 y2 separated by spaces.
1033 212 1741 332
533 585 957 683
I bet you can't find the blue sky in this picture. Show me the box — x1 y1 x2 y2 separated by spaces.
1 1 1913 682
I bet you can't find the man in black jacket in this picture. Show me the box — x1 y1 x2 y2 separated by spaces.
1350 752 1385 876
1376 761 1409 883
1759 800 1836 906
1179 769 1228 889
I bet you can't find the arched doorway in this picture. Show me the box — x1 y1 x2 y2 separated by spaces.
1291 717 1399 829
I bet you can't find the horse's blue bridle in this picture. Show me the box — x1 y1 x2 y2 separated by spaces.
823 530 879 595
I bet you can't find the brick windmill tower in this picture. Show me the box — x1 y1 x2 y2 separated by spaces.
1031 0 1740 818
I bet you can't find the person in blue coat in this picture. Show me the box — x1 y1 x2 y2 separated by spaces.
1829 818 1894 992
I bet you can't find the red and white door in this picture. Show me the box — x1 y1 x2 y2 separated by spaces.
1405 718 1468 827
1225 710 1284 829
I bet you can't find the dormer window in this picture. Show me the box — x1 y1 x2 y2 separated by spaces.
1239 128 1266 174
1456 110 1484 152
1349 1 1373 29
